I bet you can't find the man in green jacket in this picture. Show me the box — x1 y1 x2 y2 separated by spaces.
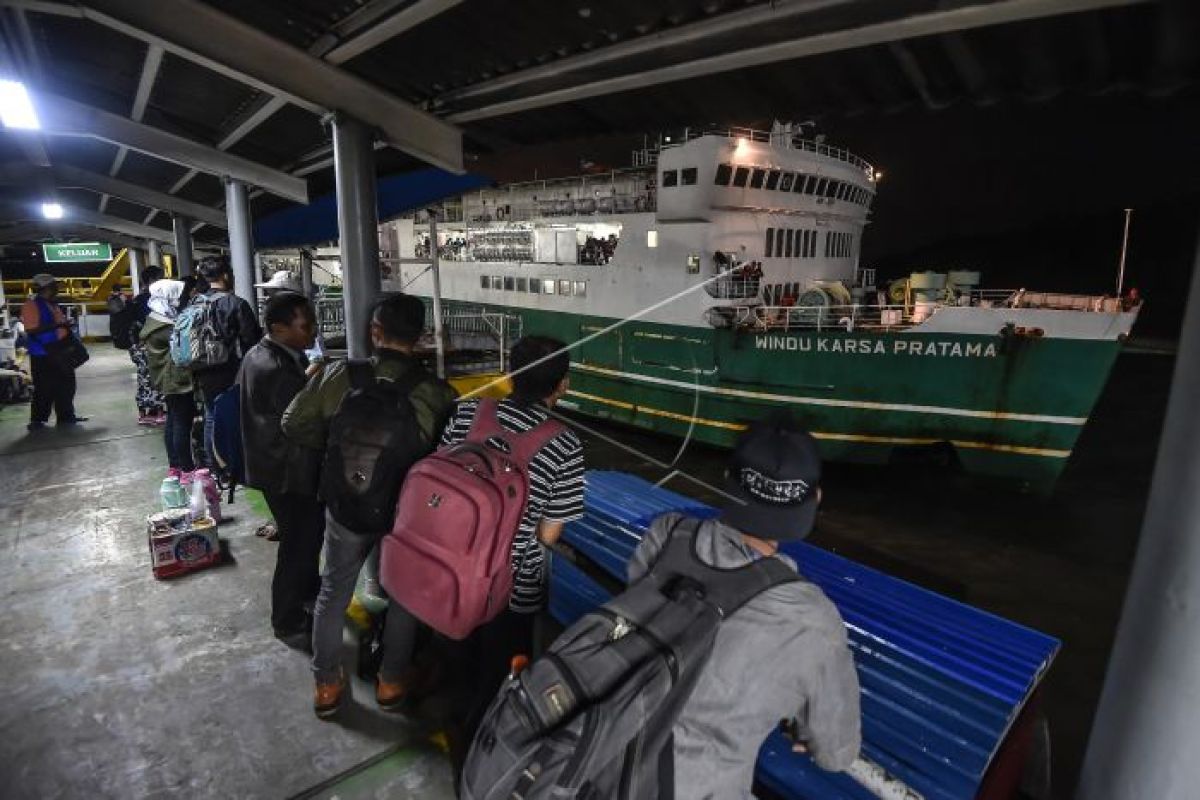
282 293 455 718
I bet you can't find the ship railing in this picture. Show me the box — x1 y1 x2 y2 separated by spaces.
656 127 874 174
315 298 346 339
704 277 762 300
710 303 916 332
462 194 656 223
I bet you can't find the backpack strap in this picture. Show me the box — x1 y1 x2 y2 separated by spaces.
652 516 801 618
466 398 566 468
346 359 374 391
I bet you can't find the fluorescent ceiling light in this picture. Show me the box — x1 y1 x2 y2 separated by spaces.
0 80 40 130
41 202 64 220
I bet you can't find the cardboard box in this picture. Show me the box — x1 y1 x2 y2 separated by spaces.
148 510 221 579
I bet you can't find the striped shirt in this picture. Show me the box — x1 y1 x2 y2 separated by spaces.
439 398 585 613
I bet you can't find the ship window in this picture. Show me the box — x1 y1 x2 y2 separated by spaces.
765 227 775 258
661 169 678 188
779 172 795 192
687 254 701 274
647 229 658 248
529 278 541 294
714 164 733 185
824 180 839 199
732 167 750 187
504 276 515 291
775 228 785 256
825 232 832 258
559 279 572 296
681 167 698 186
793 173 807 193
749 168 766 189
574 281 587 297
785 228 795 258
480 275 489 290
765 170 781 190
543 279 556 294
809 177 824 196
805 230 815 258
516 277 528 292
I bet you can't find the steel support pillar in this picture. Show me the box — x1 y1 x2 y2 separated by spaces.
428 212 446 378
172 215 194 277
224 178 256 306
129 247 143 293
147 239 161 269
332 115 381 359
299 248 314 299
1077 222 1200 799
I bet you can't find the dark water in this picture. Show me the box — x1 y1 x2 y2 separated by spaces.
565 349 1173 797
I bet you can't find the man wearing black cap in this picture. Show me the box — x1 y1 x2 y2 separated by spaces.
628 412 861 799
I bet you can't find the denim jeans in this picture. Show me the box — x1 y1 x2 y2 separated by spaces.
163 393 196 471
311 511 419 683
201 397 216 470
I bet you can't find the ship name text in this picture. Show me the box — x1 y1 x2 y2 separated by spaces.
754 335 999 358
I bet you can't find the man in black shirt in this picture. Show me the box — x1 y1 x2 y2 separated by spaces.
193 256 262 468
239 292 323 646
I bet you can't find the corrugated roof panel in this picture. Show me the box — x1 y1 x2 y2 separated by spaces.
550 470 1059 800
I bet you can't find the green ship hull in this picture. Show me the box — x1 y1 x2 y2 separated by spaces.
455 303 1124 487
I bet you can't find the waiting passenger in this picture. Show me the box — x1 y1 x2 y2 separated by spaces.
21 273 87 430
238 292 324 649
630 413 861 798
141 279 196 476
439 335 585 778
192 256 262 469
282 294 456 719
126 266 166 426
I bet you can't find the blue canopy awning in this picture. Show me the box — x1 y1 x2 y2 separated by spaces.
253 167 492 249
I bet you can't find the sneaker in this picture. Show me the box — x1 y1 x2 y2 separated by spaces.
375 675 409 712
314 672 347 720
151 413 168 427
27 421 48 431
56 416 89 426
137 414 156 427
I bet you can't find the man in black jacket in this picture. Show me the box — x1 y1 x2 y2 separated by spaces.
196 255 262 468
239 292 323 646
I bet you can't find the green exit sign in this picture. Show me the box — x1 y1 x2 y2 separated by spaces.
42 242 113 263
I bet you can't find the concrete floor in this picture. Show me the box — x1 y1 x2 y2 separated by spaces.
0 348 455 799
0 345 1171 799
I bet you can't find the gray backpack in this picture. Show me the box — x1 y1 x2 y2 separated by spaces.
461 516 799 800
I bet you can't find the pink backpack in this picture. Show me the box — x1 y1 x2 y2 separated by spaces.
381 399 565 640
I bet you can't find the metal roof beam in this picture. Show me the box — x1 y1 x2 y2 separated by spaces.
52 164 226 227
0 201 176 242
16 91 309 203
0 161 226 227
102 41 163 212
447 0 1153 123
15 0 463 172
438 0 858 106
322 0 464 65
888 42 950 110
0 222 148 250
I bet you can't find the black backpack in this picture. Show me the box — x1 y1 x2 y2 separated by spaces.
461 517 800 800
320 359 431 535
110 304 137 350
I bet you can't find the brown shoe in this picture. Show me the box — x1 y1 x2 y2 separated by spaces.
376 675 408 712
314 672 347 719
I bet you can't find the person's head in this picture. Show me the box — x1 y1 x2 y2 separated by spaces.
369 293 426 352
718 410 823 547
31 273 57 298
509 335 570 405
178 275 205 310
198 255 232 289
264 291 316 351
140 265 164 288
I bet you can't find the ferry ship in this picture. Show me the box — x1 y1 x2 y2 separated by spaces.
382 125 1139 487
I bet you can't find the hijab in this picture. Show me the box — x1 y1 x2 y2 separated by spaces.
147 280 185 324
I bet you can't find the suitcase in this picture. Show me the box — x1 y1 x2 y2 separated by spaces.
148 510 222 579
